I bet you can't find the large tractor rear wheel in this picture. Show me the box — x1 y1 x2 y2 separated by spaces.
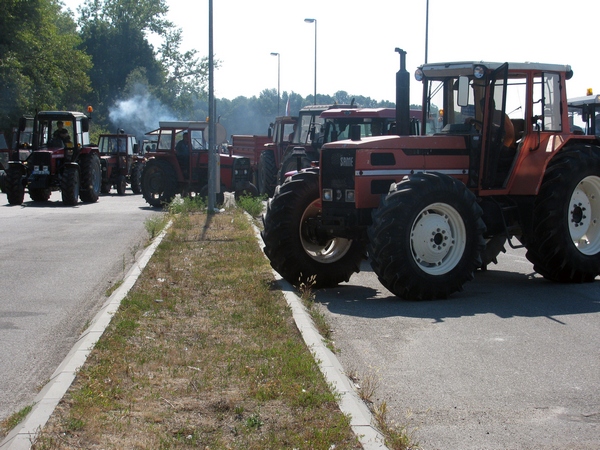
368 172 486 300
61 166 80 206
130 162 143 194
525 145 600 282
79 153 101 203
142 159 178 207
5 166 25 205
261 170 366 289
257 150 277 197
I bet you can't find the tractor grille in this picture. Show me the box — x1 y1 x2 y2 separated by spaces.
321 147 356 204
233 157 252 183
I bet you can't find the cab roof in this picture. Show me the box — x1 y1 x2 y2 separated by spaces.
419 61 572 78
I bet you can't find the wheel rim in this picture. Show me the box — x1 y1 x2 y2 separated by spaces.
568 175 600 255
299 199 353 263
410 202 467 275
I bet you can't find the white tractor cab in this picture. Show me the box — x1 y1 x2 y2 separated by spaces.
568 91 600 135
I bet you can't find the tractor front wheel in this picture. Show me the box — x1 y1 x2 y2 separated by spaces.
130 162 143 194
116 175 127 195
261 170 366 289
61 166 80 206
525 145 600 282
257 150 277 197
29 188 51 202
368 172 485 300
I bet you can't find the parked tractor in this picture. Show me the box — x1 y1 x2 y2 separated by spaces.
0 132 8 192
98 133 145 195
568 91 600 135
5 111 101 206
262 49 600 300
141 121 256 207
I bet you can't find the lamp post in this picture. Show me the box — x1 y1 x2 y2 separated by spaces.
304 18 317 105
270 52 280 115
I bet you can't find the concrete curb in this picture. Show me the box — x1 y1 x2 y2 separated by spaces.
250 218 389 449
0 223 171 450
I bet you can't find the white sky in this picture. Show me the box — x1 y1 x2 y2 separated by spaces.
61 0 600 105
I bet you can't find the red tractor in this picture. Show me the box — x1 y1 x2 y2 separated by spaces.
5 111 101 206
262 50 600 300
141 121 256 207
98 133 145 195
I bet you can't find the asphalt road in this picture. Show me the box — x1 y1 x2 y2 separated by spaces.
315 247 600 449
0 190 161 423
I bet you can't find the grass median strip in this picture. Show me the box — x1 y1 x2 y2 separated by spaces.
31 201 361 449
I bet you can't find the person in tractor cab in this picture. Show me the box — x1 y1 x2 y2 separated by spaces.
176 131 191 175
52 121 66 139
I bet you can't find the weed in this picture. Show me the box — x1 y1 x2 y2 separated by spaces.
0 404 32 435
144 214 169 239
236 193 266 217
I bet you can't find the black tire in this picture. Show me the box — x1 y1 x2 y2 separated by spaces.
101 182 111 194
116 174 127 195
79 153 101 203
130 162 143 194
261 170 366 289
257 150 277 197
524 145 600 282
61 166 80 206
5 166 25 205
277 154 313 185
235 182 258 200
142 159 178 207
479 235 507 271
368 172 486 300
29 188 51 202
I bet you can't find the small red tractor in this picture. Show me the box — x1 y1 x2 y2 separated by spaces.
5 111 101 206
98 132 145 195
262 49 600 300
141 121 257 207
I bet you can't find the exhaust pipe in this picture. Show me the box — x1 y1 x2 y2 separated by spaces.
395 48 410 136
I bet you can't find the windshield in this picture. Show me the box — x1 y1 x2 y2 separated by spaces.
423 74 527 137
293 113 324 145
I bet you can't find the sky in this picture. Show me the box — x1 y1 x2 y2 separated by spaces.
60 0 600 106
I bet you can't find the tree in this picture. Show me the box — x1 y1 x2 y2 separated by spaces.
0 0 91 132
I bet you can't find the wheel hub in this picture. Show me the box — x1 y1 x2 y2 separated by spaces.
410 202 467 275
412 210 453 265
569 176 600 255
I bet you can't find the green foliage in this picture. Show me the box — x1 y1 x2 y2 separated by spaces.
0 0 92 132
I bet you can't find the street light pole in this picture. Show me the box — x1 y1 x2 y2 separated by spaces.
304 18 317 105
270 52 280 115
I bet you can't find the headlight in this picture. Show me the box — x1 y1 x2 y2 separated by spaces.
415 68 424 81
345 190 355 202
323 188 333 201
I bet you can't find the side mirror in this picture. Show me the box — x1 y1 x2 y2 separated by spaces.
18 117 27 132
457 76 470 107
133 143 139 154
81 118 90 133
350 124 361 141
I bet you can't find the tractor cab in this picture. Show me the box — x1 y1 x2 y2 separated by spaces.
568 92 600 135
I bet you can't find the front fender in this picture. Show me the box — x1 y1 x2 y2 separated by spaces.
8 161 28 176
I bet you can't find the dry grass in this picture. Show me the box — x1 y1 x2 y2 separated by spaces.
29 205 361 449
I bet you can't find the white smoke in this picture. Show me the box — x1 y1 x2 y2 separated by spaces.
108 84 177 139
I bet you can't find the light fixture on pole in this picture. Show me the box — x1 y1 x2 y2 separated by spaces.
270 52 280 115
304 18 317 105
